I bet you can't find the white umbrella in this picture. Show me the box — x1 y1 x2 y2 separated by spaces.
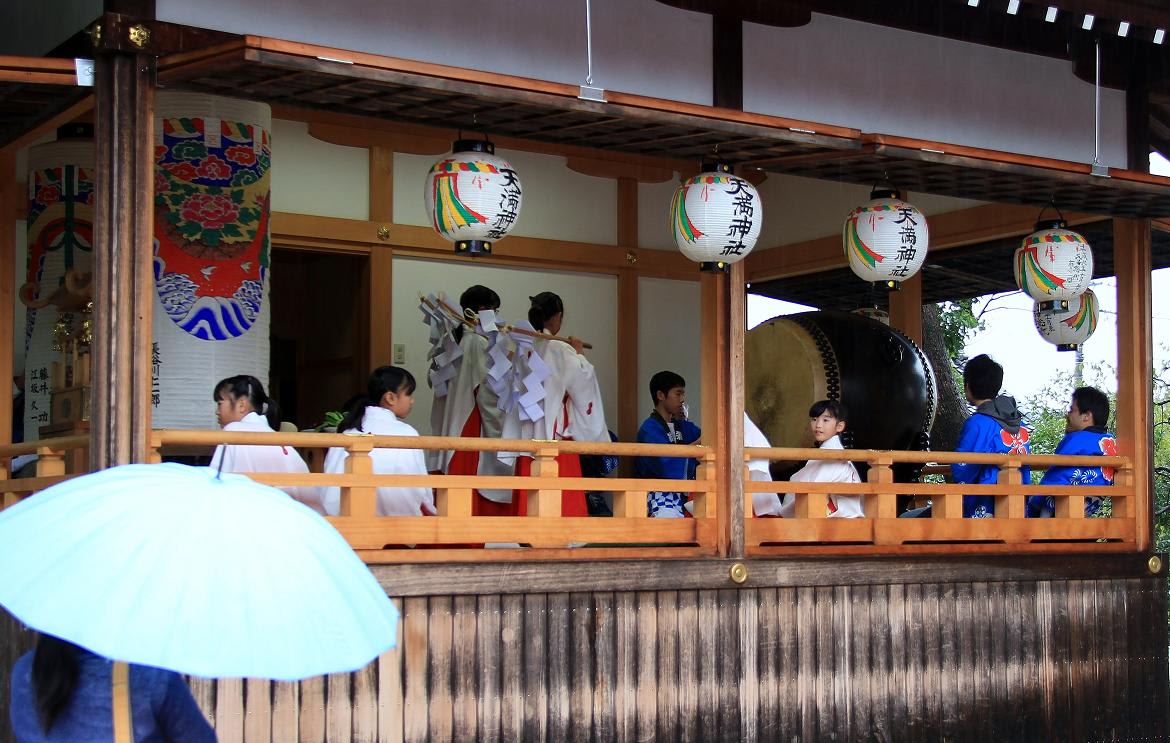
0 463 397 681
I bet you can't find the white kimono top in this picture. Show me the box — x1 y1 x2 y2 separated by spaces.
209 412 321 514
502 333 609 446
320 406 435 517
745 413 783 517
780 434 863 518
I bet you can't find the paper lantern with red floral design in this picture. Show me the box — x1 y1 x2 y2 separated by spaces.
843 188 929 289
670 162 762 272
424 139 522 256
1033 288 1098 351
1014 220 1093 312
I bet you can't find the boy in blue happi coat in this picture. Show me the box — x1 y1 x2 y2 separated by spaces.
635 371 702 518
951 354 1032 518
1027 386 1116 518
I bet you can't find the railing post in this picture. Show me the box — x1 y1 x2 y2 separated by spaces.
994 460 1026 520
0 465 15 509
527 447 561 517
613 485 647 519
870 455 897 519
35 447 66 478
932 481 964 520
793 487 828 519
742 456 754 520
434 485 473 518
692 451 718 518
1113 465 1133 519
146 432 163 465
340 440 377 518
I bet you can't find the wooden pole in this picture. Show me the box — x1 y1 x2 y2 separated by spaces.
92 51 155 467
0 149 14 446
887 271 924 346
367 145 393 369
727 260 745 558
1112 218 1153 551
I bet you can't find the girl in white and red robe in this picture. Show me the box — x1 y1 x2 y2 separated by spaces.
320 366 435 518
502 291 609 517
432 286 514 516
210 375 321 513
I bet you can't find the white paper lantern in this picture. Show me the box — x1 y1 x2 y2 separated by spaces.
1034 289 1098 351
843 188 928 289
670 163 762 272
1014 220 1093 312
424 140 522 256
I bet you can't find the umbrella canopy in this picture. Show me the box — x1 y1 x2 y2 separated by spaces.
0 463 397 681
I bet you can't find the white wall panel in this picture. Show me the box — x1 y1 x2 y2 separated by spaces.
271 120 369 221
637 276 702 428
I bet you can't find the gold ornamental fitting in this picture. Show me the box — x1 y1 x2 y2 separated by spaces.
1149 555 1163 574
376 225 391 241
128 23 151 49
729 562 748 584
625 251 638 265
88 23 103 47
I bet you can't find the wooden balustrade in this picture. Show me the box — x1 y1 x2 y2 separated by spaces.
0 431 1139 561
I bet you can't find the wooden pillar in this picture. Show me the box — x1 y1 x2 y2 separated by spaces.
92 50 155 467
367 146 394 369
699 263 745 558
887 271 923 346
616 177 639 444
0 150 14 446
1113 218 1153 551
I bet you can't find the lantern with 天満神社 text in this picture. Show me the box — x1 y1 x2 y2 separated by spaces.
1034 288 1098 351
1014 219 1093 313
843 188 929 290
424 139 523 256
670 162 762 272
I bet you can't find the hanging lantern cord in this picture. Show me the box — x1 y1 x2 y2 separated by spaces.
1036 197 1066 224
584 0 595 85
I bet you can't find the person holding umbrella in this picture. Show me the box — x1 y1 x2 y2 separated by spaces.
10 633 215 742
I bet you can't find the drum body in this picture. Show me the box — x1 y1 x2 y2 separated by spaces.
744 311 936 452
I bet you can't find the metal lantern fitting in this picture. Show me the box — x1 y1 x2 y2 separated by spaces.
1033 288 1098 351
843 188 929 290
670 161 762 272
1014 219 1093 313
424 139 522 256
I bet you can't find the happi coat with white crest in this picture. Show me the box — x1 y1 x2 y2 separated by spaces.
209 412 321 514
320 406 436 517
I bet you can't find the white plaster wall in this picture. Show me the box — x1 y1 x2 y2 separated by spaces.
638 177 683 251
156 0 712 105
637 276 702 428
391 258 618 438
744 14 1127 166
271 119 369 221
394 149 618 245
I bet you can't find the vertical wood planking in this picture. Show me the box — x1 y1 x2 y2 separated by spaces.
452 595 479 743
696 590 719 741
523 594 549 740
756 587 780 740
325 673 352 743
868 584 893 742
1150 577 1170 740
813 586 835 739
777 586 800 740
592 592 617 743
378 611 405 743
1064 579 1085 742
613 591 637 742
717 589 742 739
938 582 959 740
904 583 927 742
796 585 817 741
738 589 758 742
500 594 525 742
402 597 429 743
850 584 871 741
426 597 455 741
568 593 593 743
971 582 993 743
271 681 299 743
546 593 572 742
216 678 246 743
634 591 658 740
298 676 325 743
243 678 272 743
189 676 217 732
831 585 852 741
655 590 680 741
675 590 700 743
476 594 502 743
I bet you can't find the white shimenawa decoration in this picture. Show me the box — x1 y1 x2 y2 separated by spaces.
1034 289 1099 351
670 165 762 269
843 189 929 287
424 140 522 256
1014 220 1093 310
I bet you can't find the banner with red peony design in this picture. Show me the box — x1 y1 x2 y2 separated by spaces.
23 140 94 440
153 93 271 428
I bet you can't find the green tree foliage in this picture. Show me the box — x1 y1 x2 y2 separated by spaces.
937 299 986 364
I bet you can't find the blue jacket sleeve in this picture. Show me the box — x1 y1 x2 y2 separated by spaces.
634 420 669 479
158 672 217 742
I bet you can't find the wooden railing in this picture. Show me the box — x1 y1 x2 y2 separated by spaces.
150 430 718 562
0 435 90 508
1 432 1136 561
745 446 1133 555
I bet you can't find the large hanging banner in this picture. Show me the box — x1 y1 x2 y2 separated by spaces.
23 140 95 441
153 93 271 428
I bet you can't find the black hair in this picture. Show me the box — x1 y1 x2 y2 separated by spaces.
963 354 1003 401
455 285 500 343
1072 386 1110 429
214 374 279 430
338 365 417 433
527 291 564 331
809 399 848 422
31 634 83 733
649 370 685 405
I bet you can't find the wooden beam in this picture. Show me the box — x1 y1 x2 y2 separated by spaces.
887 271 924 346
91 52 155 467
0 150 13 445
617 177 639 446
727 261 746 559
1112 217 1154 552
712 14 743 110
744 203 1105 283
367 248 393 371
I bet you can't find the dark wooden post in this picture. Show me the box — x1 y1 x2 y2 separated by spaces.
92 18 156 468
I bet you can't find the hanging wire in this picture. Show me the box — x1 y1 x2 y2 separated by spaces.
1093 37 1101 166
584 0 595 85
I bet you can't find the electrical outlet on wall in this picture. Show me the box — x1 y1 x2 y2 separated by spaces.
392 343 406 364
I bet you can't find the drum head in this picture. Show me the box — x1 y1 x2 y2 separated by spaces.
744 318 825 449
